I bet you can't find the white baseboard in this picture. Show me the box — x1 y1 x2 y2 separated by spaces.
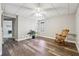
38 35 55 40
76 44 79 52
66 40 76 43
75 41 79 52
16 36 76 43
15 38 25 41
38 35 76 43
15 37 31 42
14 39 18 41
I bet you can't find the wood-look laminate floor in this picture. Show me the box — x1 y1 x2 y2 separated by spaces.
2 37 79 56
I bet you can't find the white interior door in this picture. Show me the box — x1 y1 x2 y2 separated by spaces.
3 20 12 38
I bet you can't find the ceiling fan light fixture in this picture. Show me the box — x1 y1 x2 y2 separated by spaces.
34 7 46 20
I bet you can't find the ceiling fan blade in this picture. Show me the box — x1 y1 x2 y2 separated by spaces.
43 8 55 11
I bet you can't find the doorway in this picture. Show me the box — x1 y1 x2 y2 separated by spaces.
2 16 15 43
3 20 12 37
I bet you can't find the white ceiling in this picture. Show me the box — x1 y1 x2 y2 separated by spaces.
1 3 79 18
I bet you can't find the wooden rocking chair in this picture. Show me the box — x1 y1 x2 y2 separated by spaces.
55 28 69 45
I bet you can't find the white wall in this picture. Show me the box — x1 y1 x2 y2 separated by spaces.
38 14 76 42
13 16 18 40
3 4 76 43
0 3 2 55
17 16 37 41
76 7 79 52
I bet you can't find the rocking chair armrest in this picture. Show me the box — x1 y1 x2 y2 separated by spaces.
56 33 62 36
